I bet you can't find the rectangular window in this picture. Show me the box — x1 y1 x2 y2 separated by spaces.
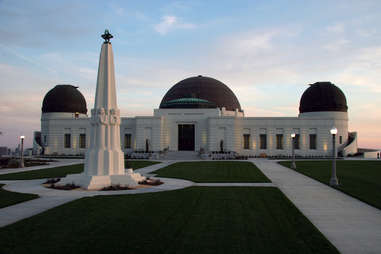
276 134 283 149
64 134 71 148
309 134 317 150
79 134 86 149
339 136 342 144
260 134 267 149
294 134 300 150
243 134 250 149
43 135 47 146
124 134 132 149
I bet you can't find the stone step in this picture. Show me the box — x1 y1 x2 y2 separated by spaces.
162 151 200 160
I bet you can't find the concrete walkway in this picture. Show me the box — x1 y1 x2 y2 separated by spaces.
0 160 273 228
0 160 193 227
252 159 381 254
0 176 195 227
194 182 275 187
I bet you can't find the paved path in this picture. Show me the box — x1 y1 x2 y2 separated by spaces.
0 160 193 227
134 160 176 176
0 160 273 228
252 159 381 254
194 182 275 187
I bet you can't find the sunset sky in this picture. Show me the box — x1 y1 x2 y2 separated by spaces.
0 0 380 149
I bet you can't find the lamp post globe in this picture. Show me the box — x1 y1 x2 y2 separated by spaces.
20 136 25 168
329 128 339 186
291 133 296 169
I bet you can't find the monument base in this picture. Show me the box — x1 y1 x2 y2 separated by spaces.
57 169 146 190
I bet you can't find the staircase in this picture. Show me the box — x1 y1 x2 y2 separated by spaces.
162 151 200 160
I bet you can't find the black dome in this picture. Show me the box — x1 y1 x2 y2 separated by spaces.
42 85 87 114
160 76 242 111
299 82 348 113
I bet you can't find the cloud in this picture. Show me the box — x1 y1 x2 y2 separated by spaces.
154 15 195 35
332 46 381 93
326 23 345 33
115 7 125 16
323 39 350 51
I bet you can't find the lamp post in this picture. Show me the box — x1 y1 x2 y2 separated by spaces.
20 136 25 168
329 128 339 186
291 133 296 169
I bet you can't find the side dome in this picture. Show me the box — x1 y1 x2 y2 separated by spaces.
160 75 242 111
299 82 348 113
42 85 87 114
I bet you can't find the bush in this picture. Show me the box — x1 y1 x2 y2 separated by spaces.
7 159 20 168
101 184 133 191
48 183 80 190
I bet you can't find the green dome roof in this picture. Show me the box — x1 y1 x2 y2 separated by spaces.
161 97 216 108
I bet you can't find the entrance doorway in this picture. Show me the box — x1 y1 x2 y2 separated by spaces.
178 124 195 151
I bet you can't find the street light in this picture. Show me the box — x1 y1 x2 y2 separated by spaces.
291 133 296 169
20 135 25 168
329 127 339 186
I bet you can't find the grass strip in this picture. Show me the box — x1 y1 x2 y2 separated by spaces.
279 160 381 209
0 184 39 208
154 161 271 183
0 161 160 180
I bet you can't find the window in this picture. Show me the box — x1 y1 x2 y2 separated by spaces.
294 134 300 149
243 134 250 149
276 134 283 149
260 134 267 149
124 134 132 149
309 134 317 150
79 134 86 149
339 136 342 144
43 135 47 146
64 134 71 148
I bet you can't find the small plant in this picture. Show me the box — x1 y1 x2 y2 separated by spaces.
101 184 133 191
44 178 61 184
139 178 163 186
6 159 20 168
48 182 80 190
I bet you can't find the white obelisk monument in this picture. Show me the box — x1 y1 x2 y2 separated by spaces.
59 30 145 190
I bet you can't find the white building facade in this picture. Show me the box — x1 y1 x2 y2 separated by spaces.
36 76 357 158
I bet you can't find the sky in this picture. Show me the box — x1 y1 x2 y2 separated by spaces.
0 0 380 149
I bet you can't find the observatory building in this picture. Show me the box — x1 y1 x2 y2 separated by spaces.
36 75 358 158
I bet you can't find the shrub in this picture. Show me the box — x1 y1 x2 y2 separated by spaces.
7 159 20 168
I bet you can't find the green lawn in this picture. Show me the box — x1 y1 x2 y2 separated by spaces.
153 161 270 183
0 184 39 208
0 187 338 254
279 160 381 209
0 161 160 180
125 160 161 170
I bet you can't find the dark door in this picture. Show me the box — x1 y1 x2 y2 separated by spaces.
178 124 195 151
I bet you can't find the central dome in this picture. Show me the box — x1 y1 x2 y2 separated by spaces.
160 75 242 111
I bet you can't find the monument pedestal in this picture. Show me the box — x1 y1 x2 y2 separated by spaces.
58 169 145 190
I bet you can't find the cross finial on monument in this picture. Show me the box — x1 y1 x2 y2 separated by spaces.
101 29 113 43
